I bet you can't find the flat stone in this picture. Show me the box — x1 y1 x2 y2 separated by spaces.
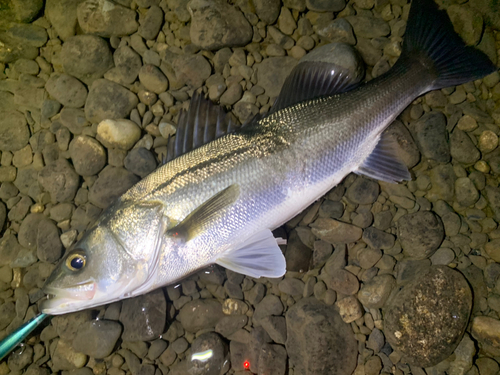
45 0 81 41
138 64 169 94
397 212 444 259
85 79 138 123
346 176 379 204
72 320 123 359
89 166 139 209
38 159 80 203
257 56 297 98
69 135 107 177
138 5 163 40
178 299 224 332
411 112 450 163
0 111 29 151
189 0 253 50
119 289 166 341
450 128 480 164
357 274 395 309
77 0 138 37
362 227 395 250
45 73 87 108
384 266 472 367
311 218 363 244
124 147 157 178
286 297 357 375
61 35 114 85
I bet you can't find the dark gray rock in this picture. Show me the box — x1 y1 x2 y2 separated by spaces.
89 166 140 209
0 110 29 151
411 112 450 163
72 320 122 359
39 159 80 203
257 57 298 98
307 0 345 12
124 148 157 178
187 332 226 375
367 328 385 353
286 297 357 375
357 274 395 309
427 164 456 202
104 46 142 85
69 135 107 177
61 35 114 85
322 268 359 295
258 344 287 375
0 301 15 330
138 5 163 39
85 79 138 123
450 128 480 164
189 0 253 50
77 0 138 37
215 315 248 338
17 213 44 249
45 73 87 108
119 289 166 341
346 176 379 204
36 219 63 263
398 212 444 259
285 228 312 273
260 315 287 345
362 227 395 250
254 295 283 323
385 120 420 169
178 299 224 332
310 218 362 244
455 177 479 207
384 266 472 367
254 0 281 24
7 342 33 371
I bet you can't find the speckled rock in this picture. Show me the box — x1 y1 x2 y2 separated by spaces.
45 73 88 108
412 111 450 163
357 274 395 309
88 166 139 209
61 35 114 85
397 212 444 259
119 289 166 342
72 320 122 359
69 135 107 177
472 316 500 354
384 266 472 367
124 148 157 178
0 111 29 151
286 297 357 375
77 0 139 37
96 119 141 151
189 0 253 50
311 218 362 244
39 159 80 203
178 299 224 333
447 4 483 46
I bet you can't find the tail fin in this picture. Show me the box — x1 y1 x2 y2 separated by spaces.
401 0 497 90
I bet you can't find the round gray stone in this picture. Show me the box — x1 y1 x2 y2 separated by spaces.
72 320 123 359
69 135 107 177
89 166 140 209
45 73 87 108
397 211 444 259
0 111 29 151
124 147 157 178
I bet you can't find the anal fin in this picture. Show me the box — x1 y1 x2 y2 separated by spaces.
215 229 286 279
355 131 411 183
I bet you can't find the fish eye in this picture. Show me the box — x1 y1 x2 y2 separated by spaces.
65 250 86 272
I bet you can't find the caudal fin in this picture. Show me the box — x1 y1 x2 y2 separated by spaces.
401 0 497 90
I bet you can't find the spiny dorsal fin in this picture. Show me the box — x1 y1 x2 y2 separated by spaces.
355 131 411 183
166 92 239 163
270 61 363 114
166 184 240 242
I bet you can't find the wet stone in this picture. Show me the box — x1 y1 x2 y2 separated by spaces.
346 176 379 204
260 315 287 345
172 54 212 90
119 289 166 342
124 148 157 178
97 119 141 151
215 315 248 338
61 35 114 85
72 320 122 359
311 218 362 244
358 248 383 269
362 227 395 250
138 65 168 94
254 295 283 323
357 274 395 309
335 295 363 323
278 278 304 296
178 299 224 332
455 177 479 207
39 159 79 203
315 18 356 44
322 269 359 295
0 110 29 152
450 128 480 164
286 297 357 375
412 112 450 163
307 0 345 12
472 316 500 354
254 0 281 24
138 5 163 40
428 164 456 202
384 266 472 367
69 135 107 177
60 108 88 135
85 79 139 123
77 0 138 37
398 212 444 259
89 166 140 209
367 328 385 353
257 56 297 98
36 219 63 263
105 46 142 85
187 332 226 375
51 339 88 371
45 73 87 108
7 343 33 371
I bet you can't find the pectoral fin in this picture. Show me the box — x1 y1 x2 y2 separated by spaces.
215 229 287 279
166 184 240 242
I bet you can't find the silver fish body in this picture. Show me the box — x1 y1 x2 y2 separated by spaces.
40 0 496 315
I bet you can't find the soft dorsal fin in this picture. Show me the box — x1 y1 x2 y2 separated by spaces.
215 229 286 279
355 132 411 183
166 184 240 242
270 61 363 114
166 92 239 162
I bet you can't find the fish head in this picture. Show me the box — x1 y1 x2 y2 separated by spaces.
40 225 149 315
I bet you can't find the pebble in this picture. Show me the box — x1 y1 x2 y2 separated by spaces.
69 135 107 177
472 316 500 354
258 344 287 375
138 5 163 40
189 0 253 50
254 295 284 323
97 119 141 151
77 0 138 37
0 111 29 151
397 212 444 259
455 177 479 207
429 248 455 265
357 274 395 309
307 0 345 12
335 295 363 323
412 111 450 163
254 0 281 24
286 297 357 375
178 299 224 332
384 266 472 367
119 289 166 342
85 79 139 123
88 166 139 209
345 16 390 38
124 148 157 178
187 332 226 375
362 227 395 250
447 4 483 45
457 115 478 131
138 65 169 94
478 130 498 153
450 128 480 164
36 218 63 263
322 269 359 295
38 159 79 203
61 35 114 85
346 176 379 204
311 218 363 244
105 46 142 85
257 56 297 98
51 339 88 371
172 54 212 89
72 320 123 359
215 315 248 338
45 73 87 108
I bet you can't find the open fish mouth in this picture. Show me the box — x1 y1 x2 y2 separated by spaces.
43 281 97 301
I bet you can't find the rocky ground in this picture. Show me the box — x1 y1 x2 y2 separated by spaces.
0 0 499 374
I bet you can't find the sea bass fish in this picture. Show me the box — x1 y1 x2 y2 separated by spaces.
40 0 496 315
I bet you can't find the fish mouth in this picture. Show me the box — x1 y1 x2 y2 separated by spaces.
43 281 97 301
